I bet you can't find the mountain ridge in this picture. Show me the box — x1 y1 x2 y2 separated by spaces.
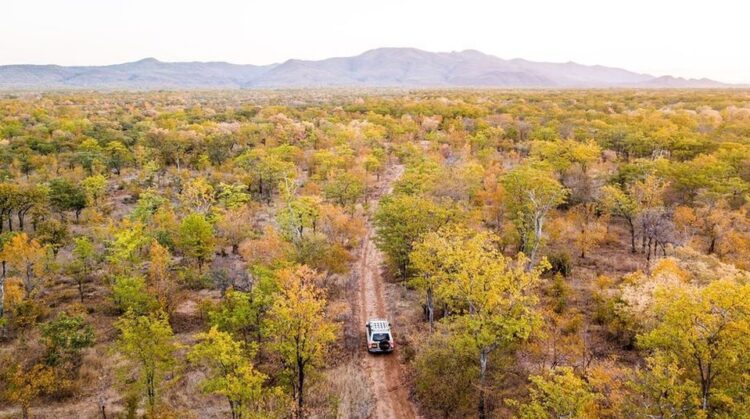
0 48 734 90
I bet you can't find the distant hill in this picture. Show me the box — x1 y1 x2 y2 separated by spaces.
0 48 734 90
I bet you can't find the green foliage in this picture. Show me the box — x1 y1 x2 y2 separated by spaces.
48 178 86 220
550 274 571 314
637 279 750 416
107 221 150 270
35 219 70 257
510 367 599 419
114 309 177 413
276 196 319 244
105 140 132 174
112 275 158 315
374 194 456 277
41 313 95 368
546 251 572 277
188 326 271 418
265 266 338 417
208 279 277 346
530 139 601 175
178 213 215 270
217 183 252 209
7 89 750 418
130 189 167 223
81 174 107 206
502 162 568 268
235 148 296 200
414 330 478 417
410 224 543 418
323 171 364 207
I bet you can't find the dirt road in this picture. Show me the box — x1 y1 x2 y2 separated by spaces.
350 163 419 419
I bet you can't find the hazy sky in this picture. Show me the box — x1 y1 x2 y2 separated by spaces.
3 0 748 83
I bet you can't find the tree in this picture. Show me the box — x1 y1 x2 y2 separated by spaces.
235 148 296 201
630 353 703 418
413 225 542 418
374 194 456 277
503 163 568 269
36 219 70 258
189 326 269 419
217 206 255 255
209 270 278 345
105 140 131 175
0 232 18 318
147 240 178 314
178 213 216 272
637 207 676 264
674 200 738 256
530 139 601 178
107 221 150 272
1 361 55 419
410 228 450 330
209 290 257 345
71 236 96 302
81 174 107 207
180 177 215 214
41 313 95 370
48 178 86 221
600 185 639 253
567 202 606 259
76 138 104 174
323 171 365 209
2 233 45 297
277 195 320 245
0 183 19 232
414 329 478 417
114 310 177 414
112 275 159 315
217 183 252 210
638 279 750 415
265 266 337 418
14 185 46 231
510 367 599 419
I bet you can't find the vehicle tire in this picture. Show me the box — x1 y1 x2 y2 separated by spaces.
379 340 391 351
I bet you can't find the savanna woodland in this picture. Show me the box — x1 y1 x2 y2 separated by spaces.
1 89 750 419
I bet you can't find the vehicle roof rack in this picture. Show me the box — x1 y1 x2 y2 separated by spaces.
368 319 390 331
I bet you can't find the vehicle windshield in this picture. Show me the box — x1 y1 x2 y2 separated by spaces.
372 333 390 341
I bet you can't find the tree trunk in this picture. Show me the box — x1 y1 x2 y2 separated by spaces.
297 357 305 419
526 214 544 271
426 286 434 331
478 350 489 419
580 225 586 258
0 274 4 318
147 372 156 412
78 279 85 302
701 364 712 412
229 399 238 419
627 218 635 253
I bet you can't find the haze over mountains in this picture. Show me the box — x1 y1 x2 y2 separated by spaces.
0 48 732 90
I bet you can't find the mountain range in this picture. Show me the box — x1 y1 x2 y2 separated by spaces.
0 48 734 90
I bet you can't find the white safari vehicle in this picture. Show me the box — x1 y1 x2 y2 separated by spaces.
365 319 394 353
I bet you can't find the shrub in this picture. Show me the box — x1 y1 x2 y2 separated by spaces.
546 252 572 277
